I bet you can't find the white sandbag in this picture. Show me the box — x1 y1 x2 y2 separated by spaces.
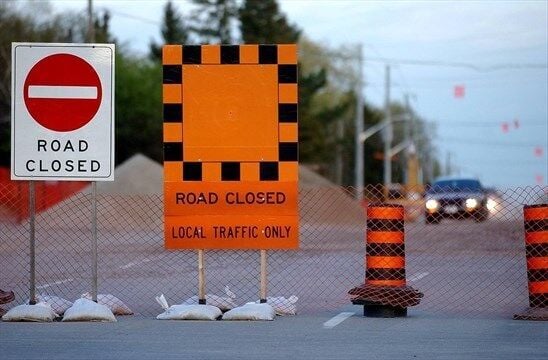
62 298 116 322
222 302 275 321
32 295 72 315
157 304 222 321
183 286 237 311
2 303 57 322
81 293 133 315
155 294 221 320
256 295 298 316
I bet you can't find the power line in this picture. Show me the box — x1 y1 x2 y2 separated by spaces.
97 6 161 26
440 136 546 148
364 57 548 72
434 121 547 128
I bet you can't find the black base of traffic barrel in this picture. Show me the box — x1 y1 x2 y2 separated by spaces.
352 299 407 318
363 304 407 318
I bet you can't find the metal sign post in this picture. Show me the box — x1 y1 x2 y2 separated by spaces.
28 181 36 305
91 181 98 302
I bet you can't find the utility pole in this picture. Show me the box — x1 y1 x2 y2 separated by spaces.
383 65 392 194
87 0 95 43
354 44 364 200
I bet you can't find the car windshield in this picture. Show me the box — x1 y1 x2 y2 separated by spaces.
428 179 482 193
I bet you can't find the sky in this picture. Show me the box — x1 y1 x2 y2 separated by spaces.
48 0 548 188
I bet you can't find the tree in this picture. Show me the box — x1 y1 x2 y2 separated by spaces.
94 10 116 43
150 0 189 61
190 0 238 44
239 0 300 44
115 54 162 164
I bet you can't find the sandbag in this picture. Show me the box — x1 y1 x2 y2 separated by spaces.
256 296 298 316
183 286 237 311
62 298 116 322
81 293 133 315
157 304 222 320
2 303 57 322
222 302 275 321
30 295 72 315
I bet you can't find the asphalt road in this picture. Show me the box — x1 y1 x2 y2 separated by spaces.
1 309 547 360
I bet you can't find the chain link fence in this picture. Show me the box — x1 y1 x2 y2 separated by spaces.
1 182 546 318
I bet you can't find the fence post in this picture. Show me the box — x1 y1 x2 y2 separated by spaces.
514 203 548 321
349 203 423 317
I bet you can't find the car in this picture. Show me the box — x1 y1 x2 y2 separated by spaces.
424 178 489 224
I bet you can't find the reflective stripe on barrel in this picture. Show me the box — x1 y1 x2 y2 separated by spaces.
524 204 548 308
366 204 406 287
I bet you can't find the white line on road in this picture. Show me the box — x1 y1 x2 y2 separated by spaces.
408 272 429 282
28 85 98 99
119 254 165 270
36 278 74 290
323 312 355 329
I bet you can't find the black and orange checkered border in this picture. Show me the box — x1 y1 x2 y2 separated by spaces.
162 44 298 182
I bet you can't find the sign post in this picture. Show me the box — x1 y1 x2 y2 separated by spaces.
12 43 115 303
162 44 299 301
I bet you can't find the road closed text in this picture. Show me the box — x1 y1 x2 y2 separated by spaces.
164 182 298 216
24 139 101 173
176 191 286 205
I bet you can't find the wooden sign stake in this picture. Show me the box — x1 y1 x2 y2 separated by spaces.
260 250 268 303
198 249 206 304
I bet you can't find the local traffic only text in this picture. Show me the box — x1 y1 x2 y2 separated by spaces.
171 225 293 239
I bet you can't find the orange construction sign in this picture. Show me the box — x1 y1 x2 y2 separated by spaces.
162 44 299 250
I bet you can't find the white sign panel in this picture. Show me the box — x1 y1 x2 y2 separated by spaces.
11 43 115 181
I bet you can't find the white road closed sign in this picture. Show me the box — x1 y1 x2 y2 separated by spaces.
11 43 115 181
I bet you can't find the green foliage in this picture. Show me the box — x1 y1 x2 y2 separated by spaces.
150 1 189 60
190 0 238 44
94 10 116 43
115 55 162 164
239 0 300 44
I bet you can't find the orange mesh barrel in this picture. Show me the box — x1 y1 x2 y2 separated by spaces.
523 204 548 308
365 204 406 287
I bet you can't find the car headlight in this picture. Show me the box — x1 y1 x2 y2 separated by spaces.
425 199 439 210
486 198 497 212
465 198 478 209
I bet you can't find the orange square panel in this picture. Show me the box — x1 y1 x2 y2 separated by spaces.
183 65 278 162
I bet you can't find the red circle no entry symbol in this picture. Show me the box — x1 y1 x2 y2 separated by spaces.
23 53 102 132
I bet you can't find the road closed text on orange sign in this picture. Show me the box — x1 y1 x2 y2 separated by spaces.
162 44 299 249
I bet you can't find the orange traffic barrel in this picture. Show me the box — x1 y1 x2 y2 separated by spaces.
523 204 547 308
365 204 406 287
349 203 423 317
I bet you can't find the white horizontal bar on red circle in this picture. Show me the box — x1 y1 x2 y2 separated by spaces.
28 85 98 99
